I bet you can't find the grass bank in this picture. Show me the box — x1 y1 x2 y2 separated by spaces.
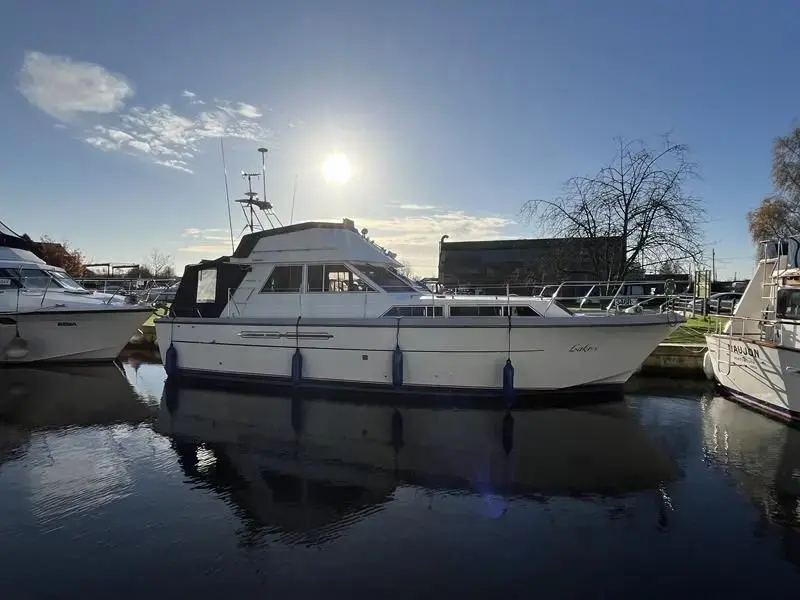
667 315 727 344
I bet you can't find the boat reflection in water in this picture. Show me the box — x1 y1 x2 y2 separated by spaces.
0 364 158 527
702 392 800 565
0 363 155 431
157 384 682 546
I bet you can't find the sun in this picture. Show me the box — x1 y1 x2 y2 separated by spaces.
322 153 352 184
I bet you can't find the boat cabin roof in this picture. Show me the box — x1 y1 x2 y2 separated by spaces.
228 220 402 268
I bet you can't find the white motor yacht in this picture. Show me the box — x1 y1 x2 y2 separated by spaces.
704 237 800 421
155 219 683 397
0 221 153 363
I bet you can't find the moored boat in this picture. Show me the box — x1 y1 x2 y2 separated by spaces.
704 237 800 421
0 220 153 363
155 219 683 397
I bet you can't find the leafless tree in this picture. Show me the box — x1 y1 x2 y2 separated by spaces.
147 249 173 278
520 135 706 281
395 258 414 279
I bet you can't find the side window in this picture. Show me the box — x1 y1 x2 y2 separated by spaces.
450 305 541 317
383 306 443 317
196 268 217 303
450 306 480 317
18 269 52 290
778 290 800 319
261 265 303 293
307 264 374 293
510 305 541 317
0 268 20 289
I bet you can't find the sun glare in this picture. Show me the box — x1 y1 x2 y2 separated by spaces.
322 153 352 184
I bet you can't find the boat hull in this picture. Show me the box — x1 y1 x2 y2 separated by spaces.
0 308 153 364
156 316 680 394
705 334 800 422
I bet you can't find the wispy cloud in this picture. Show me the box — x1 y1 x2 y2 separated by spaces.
397 203 438 211
178 227 238 254
287 118 306 129
17 51 275 174
18 51 133 120
235 102 262 119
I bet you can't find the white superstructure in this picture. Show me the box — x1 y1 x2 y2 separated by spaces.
705 237 800 421
155 219 682 396
0 221 153 363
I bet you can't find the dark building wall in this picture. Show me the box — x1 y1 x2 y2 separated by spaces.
438 236 626 292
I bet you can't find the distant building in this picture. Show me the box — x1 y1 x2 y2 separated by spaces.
437 235 626 294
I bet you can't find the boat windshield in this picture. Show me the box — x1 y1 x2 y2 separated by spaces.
11 268 88 292
49 270 89 292
353 263 421 293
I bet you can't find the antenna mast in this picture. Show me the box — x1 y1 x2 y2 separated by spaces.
220 139 235 253
234 148 284 236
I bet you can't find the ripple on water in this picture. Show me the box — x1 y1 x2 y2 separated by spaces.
1 360 800 596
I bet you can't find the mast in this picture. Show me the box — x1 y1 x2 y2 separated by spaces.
233 148 284 237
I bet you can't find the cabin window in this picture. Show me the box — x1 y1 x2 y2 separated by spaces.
197 268 217 303
307 264 375 293
0 268 21 289
450 306 480 317
383 306 443 317
16 268 52 290
777 289 800 320
49 271 86 292
352 263 418 293
509 305 541 316
261 265 304 293
450 305 541 317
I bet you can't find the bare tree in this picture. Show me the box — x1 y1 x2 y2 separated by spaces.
147 249 173 278
520 135 705 281
396 258 414 279
748 126 800 242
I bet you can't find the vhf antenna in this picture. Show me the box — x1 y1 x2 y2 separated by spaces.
234 147 284 236
236 171 272 235
258 147 282 227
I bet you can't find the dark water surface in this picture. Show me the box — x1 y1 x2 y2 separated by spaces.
2 360 800 598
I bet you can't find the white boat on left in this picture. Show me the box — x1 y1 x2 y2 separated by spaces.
0 220 153 363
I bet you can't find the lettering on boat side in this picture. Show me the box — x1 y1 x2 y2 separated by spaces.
57 322 77 327
731 344 759 360
569 344 598 353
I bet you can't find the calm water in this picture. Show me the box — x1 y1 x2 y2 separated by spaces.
1 360 800 598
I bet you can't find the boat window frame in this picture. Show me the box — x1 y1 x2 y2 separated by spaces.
305 263 378 294
0 268 22 289
382 305 444 317
7 267 64 291
259 264 305 294
448 304 542 317
777 287 800 320
350 262 422 293
47 270 89 293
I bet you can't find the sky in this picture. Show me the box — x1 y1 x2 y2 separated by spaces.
1 0 798 279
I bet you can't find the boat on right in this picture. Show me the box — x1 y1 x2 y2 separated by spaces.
705 237 800 421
